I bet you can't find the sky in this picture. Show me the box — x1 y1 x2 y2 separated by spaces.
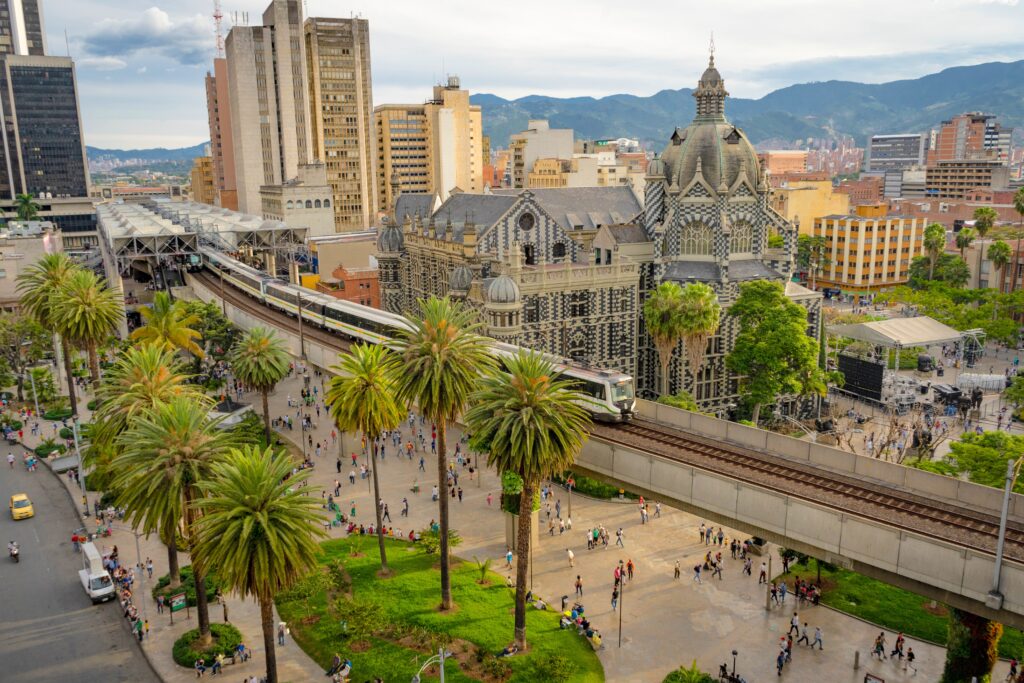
47 0 1024 150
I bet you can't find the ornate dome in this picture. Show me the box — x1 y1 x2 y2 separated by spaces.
656 56 761 193
377 223 404 253
448 264 473 293
486 274 520 304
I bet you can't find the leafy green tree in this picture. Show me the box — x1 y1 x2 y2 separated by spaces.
678 282 721 394
767 233 784 249
657 389 701 412
923 223 948 280
941 608 1002 683
130 291 203 357
989 240 1012 292
465 350 590 649
14 193 39 221
663 660 716 683
28 366 56 404
1005 376 1024 415
112 397 235 646
643 281 686 396
193 445 325 683
181 300 235 366
955 227 975 259
0 310 51 402
908 254 970 289
941 431 1024 493
16 253 81 415
796 234 831 289
51 269 124 389
393 296 494 611
973 206 999 297
1012 187 1024 294
326 344 403 574
229 327 290 445
727 281 822 425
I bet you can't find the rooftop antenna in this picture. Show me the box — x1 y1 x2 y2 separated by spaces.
709 31 715 65
64 27 71 58
213 0 224 58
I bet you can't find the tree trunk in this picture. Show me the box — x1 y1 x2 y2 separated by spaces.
167 536 181 588
929 256 937 281
513 479 534 650
61 337 78 418
185 486 212 645
15 374 24 402
261 388 272 446
87 343 101 389
940 608 1002 683
369 431 389 574
260 596 278 683
659 353 670 398
437 420 452 610
751 402 762 426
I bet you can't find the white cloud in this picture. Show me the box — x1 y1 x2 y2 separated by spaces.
80 6 214 66
77 56 127 71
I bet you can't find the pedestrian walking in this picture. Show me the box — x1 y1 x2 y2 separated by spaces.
156 595 165 614
905 647 916 674
692 564 702 584
575 575 583 597
674 560 681 579
789 612 800 636
759 561 767 584
402 497 409 517
383 504 391 522
797 623 810 646
626 559 634 580
872 632 887 660
611 588 618 611
567 548 575 568
615 528 624 547
506 547 513 569
278 622 287 646
776 651 784 676
890 632 905 660
486 492 493 506
146 558 153 579
811 626 823 650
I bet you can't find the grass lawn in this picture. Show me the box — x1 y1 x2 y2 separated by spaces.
276 535 604 682
777 561 1024 659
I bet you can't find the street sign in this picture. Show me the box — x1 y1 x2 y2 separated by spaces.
169 592 187 613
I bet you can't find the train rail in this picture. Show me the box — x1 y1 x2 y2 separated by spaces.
593 419 1024 561
192 269 1024 562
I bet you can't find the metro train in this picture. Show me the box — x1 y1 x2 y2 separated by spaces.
201 250 636 422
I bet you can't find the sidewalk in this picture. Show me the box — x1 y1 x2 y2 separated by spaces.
24 385 325 683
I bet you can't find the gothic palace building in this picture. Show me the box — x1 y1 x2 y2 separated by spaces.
377 55 821 413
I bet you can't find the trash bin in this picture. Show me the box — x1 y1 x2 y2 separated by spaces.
561 595 569 612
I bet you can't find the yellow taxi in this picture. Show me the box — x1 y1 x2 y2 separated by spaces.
9 493 34 520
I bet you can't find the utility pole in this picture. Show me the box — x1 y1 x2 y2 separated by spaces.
26 368 40 420
296 290 306 361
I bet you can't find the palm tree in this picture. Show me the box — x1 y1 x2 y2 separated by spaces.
130 291 204 357
325 344 403 574
193 445 325 683
111 397 235 647
989 240 1012 294
644 281 686 396
393 296 494 610
955 227 975 259
92 344 209 586
923 223 947 281
1012 187 1024 294
678 283 721 396
973 206 998 287
15 192 39 221
51 269 124 389
465 351 590 649
229 327 290 445
16 253 81 415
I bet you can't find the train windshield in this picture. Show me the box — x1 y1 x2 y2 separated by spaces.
611 380 634 403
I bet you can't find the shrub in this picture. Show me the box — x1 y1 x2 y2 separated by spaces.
87 399 99 411
43 407 73 421
663 660 716 683
34 438 66 457
552 472 638 501
152 565 221 607
171 623 242 668
534 653 577 681
480 654 512 679
418 527 461 556
59 427 74 440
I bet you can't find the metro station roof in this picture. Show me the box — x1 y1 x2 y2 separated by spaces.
828 316 962 348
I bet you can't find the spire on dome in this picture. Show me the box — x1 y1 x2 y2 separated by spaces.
693 44 728 121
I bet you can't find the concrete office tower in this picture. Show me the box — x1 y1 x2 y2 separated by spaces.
864 134 926 172
927 112 1013 164
204 58 238 210
304 16 377 232
375 76 484 214
0 0 45 56
225 0 312 214
510 120 574 188
0 55 89 199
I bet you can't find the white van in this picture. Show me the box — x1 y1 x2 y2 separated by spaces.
79 542 115 603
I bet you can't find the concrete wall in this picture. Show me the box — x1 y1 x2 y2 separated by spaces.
574 433 1024 627
638 399 1024 519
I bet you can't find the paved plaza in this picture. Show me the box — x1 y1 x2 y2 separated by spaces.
27 358 1019 682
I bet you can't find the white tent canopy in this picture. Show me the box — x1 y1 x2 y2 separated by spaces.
827 316 962 349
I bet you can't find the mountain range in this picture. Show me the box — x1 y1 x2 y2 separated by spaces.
89 60 1024 160
472 60 1024 149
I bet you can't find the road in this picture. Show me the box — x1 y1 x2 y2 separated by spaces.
0 449 157 683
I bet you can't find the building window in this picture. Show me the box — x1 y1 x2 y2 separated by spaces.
305 200 313 209
568 291 589 318
729 221 753 254
552 242 566 260
680 222 712 256
524 298 539 323
286 200 294 210
314 199 322 208
324 199 331 208
518 212 535 231
523 244 536 266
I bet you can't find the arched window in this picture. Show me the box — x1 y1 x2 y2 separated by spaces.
314 199 322 208
305 200 313 209
324 199 331 208
730 221 753 254
680 222 712 255
552 242 567 259
286 200 294 210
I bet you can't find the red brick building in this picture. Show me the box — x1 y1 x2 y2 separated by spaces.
316 265 380 308
837 176 883 206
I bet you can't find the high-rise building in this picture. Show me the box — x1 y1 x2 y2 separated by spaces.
509 120 574 188
204 58 238 210
927 113 1013 164
224 0 312 214
925 159 1012 200
375 76 484 215
0 55 89 199
865 134 926 172
304 16 377 232
0 0 45 56
760 150 808 176
190 156 216 205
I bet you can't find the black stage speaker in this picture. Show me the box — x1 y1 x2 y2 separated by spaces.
838 353 885 402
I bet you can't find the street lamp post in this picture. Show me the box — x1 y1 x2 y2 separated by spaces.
296 290 306 361
618 572 624 648
26 368 40 420
411 647 447 683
